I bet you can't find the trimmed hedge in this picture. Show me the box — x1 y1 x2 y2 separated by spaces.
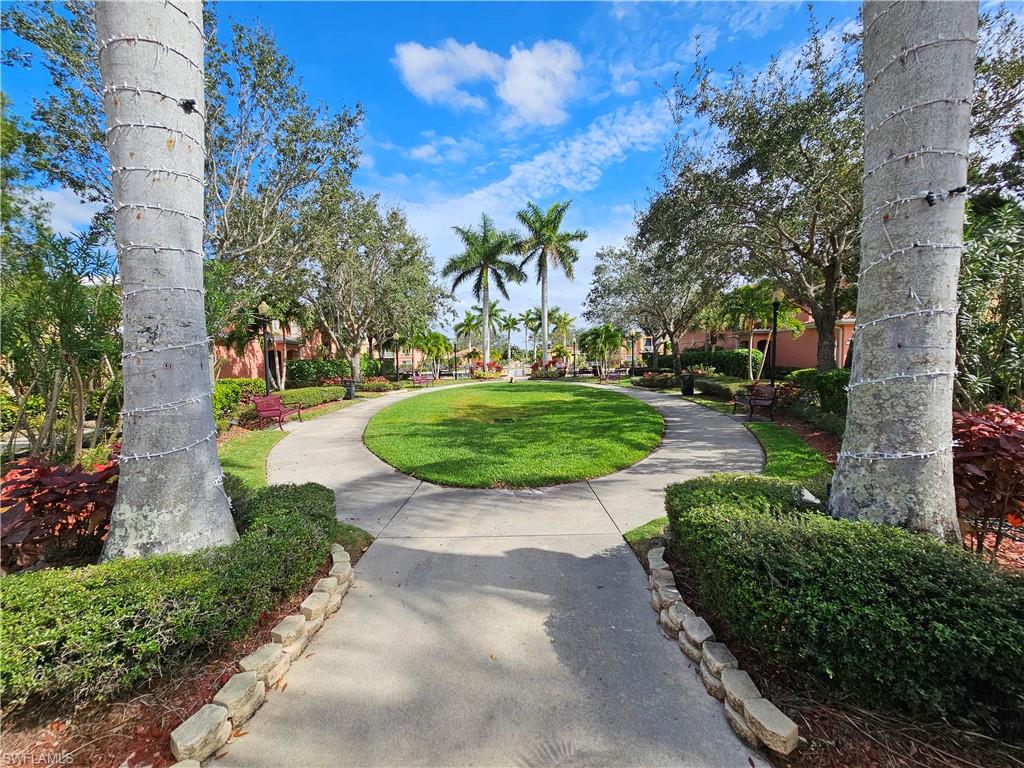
679 349 763 378
787 367 850 415
666 474 1024 729
286 359 352 388
631 373 677 389
212 378 265 421
0 480 352 708
694 376 751 399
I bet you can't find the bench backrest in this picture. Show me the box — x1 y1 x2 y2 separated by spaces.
750 385 777 400
253 395 284 414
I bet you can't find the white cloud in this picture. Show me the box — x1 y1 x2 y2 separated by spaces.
392 39 503 110
407 135 482 165
497 41 582 127
366 99 671 322
393 38 583 126
30 188 103 234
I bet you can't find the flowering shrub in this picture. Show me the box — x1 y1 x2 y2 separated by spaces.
1 457 118 571
632 372 677 389
954 405 1024 559
472 369 502 379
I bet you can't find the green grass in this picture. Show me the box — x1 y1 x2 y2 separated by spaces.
218 429 287 488
363 382 664 488
624 391 832 555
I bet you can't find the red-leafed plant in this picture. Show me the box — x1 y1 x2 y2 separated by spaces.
1 457 118 572
953 405 1024 560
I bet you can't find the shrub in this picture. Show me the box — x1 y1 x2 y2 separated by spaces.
786 367 850 415
211 379 243 419
666 474 1024 728
471 369 501 379
280 386 348 407
357 376 399 392
1 458 118 571
954 405 1024 558
679 349 762 378
0 480 345 708
694 377 750 399
528 367 564 379
1 393 47 432
286 359 352 388
220 378 265 400
631 372 677 389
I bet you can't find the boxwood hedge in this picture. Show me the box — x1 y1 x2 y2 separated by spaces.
666 473 1024 731
0 480 359 709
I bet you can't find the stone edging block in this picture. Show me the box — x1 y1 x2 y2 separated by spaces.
169 553 358 760
641 550 801 757
170 703 230 762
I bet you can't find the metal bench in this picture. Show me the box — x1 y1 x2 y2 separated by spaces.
252 394 303 430
410 374 431 387
732 384 777 421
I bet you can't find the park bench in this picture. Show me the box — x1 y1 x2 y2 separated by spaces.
732 384 777 421
252 394 303 430
410 373 432 387
606 368 630 381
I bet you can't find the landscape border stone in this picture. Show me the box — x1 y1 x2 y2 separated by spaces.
646 545 799 758
165 546 357 762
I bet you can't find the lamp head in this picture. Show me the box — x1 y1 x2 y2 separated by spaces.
772 288 785 304
257 300 271 316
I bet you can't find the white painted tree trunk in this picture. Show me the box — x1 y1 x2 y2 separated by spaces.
829 0 976 539
98 0 237 559
481 278 491 369
540 257 549 365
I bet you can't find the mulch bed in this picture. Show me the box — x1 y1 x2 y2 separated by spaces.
1 549 365 768
662 546 1024 768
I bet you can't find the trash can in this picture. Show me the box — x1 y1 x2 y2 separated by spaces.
680 372 695 396
344 381 356 400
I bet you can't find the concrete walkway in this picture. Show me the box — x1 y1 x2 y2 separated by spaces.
220 383 767 768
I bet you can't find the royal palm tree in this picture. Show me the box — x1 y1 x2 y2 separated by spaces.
97 0 236 558
474 300 506 349
443 214 524 369
516 201 587 365
521 307 542 362
497 314 519 372
453 310 481 373
550 308 575 348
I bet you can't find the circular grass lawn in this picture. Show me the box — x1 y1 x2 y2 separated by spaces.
363 382 664 488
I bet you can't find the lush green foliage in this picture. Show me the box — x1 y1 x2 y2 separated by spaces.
666 474 1024 727
286 359 353 388
957 205 1023 409
631 372 678 389
693 376 751 399
0 482 370 708
364 383 662 487
212 378 264 421
680 350 763 379
787 367 850 415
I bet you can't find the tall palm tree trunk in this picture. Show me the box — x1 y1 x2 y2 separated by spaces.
829 0 976 539
540 258 549 364
97 0 236 559
481 278 491 368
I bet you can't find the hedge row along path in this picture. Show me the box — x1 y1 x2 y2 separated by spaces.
219 381 767 768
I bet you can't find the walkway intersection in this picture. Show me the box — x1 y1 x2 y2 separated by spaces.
220 383 768 768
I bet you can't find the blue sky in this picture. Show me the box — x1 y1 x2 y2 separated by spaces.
3 0 861 328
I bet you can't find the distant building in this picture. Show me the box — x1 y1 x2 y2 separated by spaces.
623 311 855 371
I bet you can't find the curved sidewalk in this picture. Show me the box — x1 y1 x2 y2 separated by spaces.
220 383 767 768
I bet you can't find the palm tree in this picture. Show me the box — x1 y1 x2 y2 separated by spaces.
417 330 453 380
97 0 236 559
829 0 976 540
579 324 624 379
626 330 644 371
516 201 587 364
474 299 506 352
453 310 480 373
551 308 575 348
443 214 524 370
497 314 519 372
520 307 542 362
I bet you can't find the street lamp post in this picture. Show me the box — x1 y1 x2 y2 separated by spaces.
630 333 636 373
572 337 577 377
258 300 272 394
770 288 784 387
